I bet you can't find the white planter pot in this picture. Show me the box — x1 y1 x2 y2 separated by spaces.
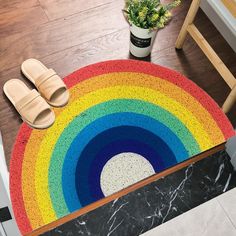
129 24 157 58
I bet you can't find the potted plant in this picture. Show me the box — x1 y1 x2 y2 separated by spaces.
123 0 181 58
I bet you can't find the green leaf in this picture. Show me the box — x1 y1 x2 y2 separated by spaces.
124 0 181 29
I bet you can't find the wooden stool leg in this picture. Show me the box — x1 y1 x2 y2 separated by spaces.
175 0 201 49
222 85 236 113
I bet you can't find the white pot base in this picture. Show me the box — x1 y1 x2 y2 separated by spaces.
130 44 152 58
129 24 157 58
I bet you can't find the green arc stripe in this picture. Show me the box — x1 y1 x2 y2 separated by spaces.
48 99 201 217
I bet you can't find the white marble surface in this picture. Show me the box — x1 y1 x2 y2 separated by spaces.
142 188 236 236
217 187 236 228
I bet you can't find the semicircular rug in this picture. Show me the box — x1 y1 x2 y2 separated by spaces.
10 60 235 235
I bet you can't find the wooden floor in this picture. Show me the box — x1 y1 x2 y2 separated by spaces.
0 0 236 167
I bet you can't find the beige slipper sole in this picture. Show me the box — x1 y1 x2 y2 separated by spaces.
3 79 55 129
21 58 69 107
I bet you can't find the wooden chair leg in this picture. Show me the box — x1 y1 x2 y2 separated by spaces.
175 0 201 49
222 85 236 113
187 24 236 89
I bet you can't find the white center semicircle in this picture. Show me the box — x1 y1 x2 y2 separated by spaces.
100 152 155 196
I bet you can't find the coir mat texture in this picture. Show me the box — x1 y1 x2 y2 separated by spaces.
10 60 235 235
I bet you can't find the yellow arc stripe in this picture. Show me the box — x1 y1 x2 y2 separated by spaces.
68 72 224 143
34 85 214 224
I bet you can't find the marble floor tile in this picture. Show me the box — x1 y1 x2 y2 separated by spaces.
217 187 236 228
141 198 236 236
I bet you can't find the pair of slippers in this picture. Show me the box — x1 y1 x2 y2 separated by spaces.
3 59 69 129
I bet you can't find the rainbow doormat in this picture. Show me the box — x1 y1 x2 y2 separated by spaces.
10 60 234 234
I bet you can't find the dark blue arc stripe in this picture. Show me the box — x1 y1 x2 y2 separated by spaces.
62 112 188 211
75 126 177 206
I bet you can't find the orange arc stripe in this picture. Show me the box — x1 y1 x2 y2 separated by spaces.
68 72 224 143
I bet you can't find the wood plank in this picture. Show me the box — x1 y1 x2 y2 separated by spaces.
175 0 200 49
0 6 48 37
17 4 192 78
0 0 39 14
26 143 226 236
222 84 236 113
39 0 113 20
187 23 236 89
0 0 184 73
0 0 126 72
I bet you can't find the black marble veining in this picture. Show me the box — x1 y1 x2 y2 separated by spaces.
42 150 236 236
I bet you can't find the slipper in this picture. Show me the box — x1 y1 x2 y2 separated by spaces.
3 79 55 129
21 59 69 107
